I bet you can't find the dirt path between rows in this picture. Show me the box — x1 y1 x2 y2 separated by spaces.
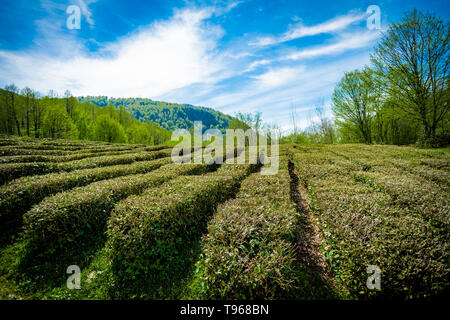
288 160 335 297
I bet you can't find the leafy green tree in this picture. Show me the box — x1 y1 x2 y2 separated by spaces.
21 87 34 137
126 123 153 145
332 67 378 144
371 9 449 144
94 114 128 143
3 85 20 135
42 103 78 139
146 121 171 145
73 109 94 140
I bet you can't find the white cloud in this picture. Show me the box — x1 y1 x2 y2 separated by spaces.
250 11 366 46
252 66 305 88
248 36 278 46
0 8 226 97
281 12 365 41
74 0 98 26
197 52 372 131
282 31 381 60
244 59 271 72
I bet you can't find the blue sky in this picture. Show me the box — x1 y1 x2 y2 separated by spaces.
0 0 449 131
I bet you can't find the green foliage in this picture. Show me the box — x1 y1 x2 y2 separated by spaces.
0 136 448 300
290 144 449 298
107 164 257 298
42 101 78 139
78 96 233 131
15 162 213 289
330 10 449 146
0 157 172 244
0 89 172 145
332 67 377 144
371 9 449 144
0 148 172 185
94 114 128 143
189 169 331 299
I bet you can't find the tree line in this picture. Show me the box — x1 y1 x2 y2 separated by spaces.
284 10 449 147
0 88 171 145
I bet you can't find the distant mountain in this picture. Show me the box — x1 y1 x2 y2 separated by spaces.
78 96 233 131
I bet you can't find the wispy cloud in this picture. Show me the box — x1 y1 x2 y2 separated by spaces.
73 0 98 27
244 59 271 72
252 66 305 88
282 30 381 60
281 12 365 41
249 11 366 46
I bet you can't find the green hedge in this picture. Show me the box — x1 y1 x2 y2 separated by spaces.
0 157 172 243
0 162 59 186
0 147 70 156
0 149 172 185
188 170 309 299
291 146 449 299
16 162 213 286
106 164 257 298
0 145 168 164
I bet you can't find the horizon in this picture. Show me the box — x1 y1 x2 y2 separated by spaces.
0 0 449 132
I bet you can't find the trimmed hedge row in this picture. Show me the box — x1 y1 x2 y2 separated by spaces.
0 149 173 185
106 163 257 298
0 145 169 164
188 169 303 299
290 146 449 299
0 162 59 186
353 166 450 232
0 147 70 156
0 157 172 235
16 162 214 283
3 143 143 153
319 145 449 231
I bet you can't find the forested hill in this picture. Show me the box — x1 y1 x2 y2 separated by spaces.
78 96 233 131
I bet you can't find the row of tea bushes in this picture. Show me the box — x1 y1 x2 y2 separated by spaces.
188 169 306 299
15 162 215 287
353 166 449 233
0 145 169 164
0 143 135 152
0 148 71 156
106 164 258 298
0 149 173 185
321 145 449 232
0 157 173 238
0 136 134 148
290 147 449 299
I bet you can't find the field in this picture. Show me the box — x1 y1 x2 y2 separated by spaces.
0 135 448 299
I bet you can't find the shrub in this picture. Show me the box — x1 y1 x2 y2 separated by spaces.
106 164 257 298
290 145 449 299
188 169 304 299
0 145 168 164
0 157 172 243
0 149 173 185
16 162 214 287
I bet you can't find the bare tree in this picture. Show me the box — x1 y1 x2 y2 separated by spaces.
314 104 336 144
